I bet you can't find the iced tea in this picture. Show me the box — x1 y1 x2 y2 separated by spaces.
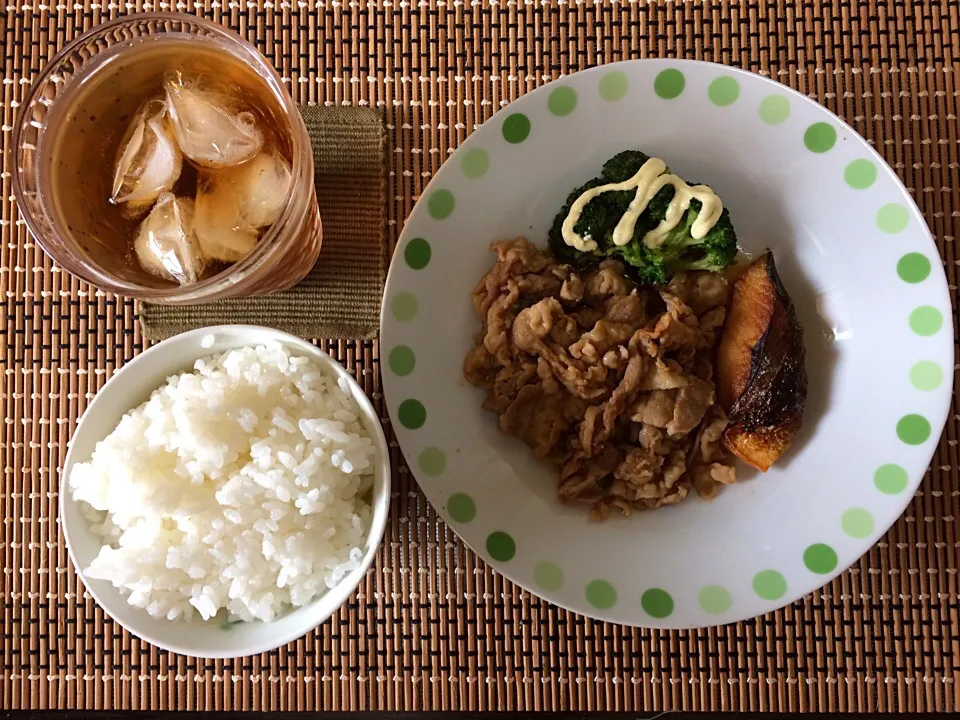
16 15 321 302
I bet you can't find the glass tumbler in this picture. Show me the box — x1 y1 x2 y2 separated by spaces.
13 13 322 304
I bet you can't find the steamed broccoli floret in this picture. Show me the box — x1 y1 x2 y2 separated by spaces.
548 177 633 264
601 150 651 182
548 150 739 285
618 240 668 286
652 201 738 274
668 208 738 273
548 180 611 266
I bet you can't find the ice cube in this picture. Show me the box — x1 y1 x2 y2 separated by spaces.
164 72 264 168
234 151 292 228
133 193 205 284
111 98 183 215
192 150 292 263
193 193 259 264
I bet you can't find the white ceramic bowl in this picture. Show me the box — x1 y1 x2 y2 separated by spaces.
381 59 954 627
60 325 391 657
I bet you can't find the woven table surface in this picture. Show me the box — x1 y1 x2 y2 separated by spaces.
2 1 958 713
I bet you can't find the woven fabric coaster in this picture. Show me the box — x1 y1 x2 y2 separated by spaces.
139 105 387 341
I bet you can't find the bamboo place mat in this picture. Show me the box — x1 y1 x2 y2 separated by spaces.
139 105 388 341
2 1 959 714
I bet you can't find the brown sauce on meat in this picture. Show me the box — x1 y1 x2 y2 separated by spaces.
464 237 739 521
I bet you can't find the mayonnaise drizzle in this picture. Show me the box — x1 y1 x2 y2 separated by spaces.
561 157 724 252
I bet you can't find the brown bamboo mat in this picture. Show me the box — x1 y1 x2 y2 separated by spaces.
2 1 958 713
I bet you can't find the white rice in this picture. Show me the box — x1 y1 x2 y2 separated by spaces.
69 343 375 623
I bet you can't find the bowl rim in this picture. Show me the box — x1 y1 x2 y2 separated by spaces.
59 325 391 657
379 58 955 628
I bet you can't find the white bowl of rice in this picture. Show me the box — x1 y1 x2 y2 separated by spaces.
60 325 390 658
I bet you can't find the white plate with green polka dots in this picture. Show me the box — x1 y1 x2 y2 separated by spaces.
380 60 953 628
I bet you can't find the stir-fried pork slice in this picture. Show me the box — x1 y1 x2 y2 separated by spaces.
483 362 537 414
464 238 740 518
667 271 730 315
464 344 498 389
472 237 550 319
584 261 632 303
666 377 716 436
499 384 568 458
482 280 519 365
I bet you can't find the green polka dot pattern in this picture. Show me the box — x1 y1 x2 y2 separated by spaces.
404 238 431 269
804 122 837 153
803 544 838 574
447 493 476 523
758 94 790 124
844 159 877 189
877 203 909 233
698 585 732 615
909 306 943 336
654 68 685 99
874 464 909 495
753 570 787 600
641 588 674 619
397 399 426 429
501 113 531 144
897 253 931 283
897 414 931 445
841 508 874 539
461 148 490 179
534 562 564 591
418 447 446 477
486 531 516 561
391 293 418 321
427 189 455 219
708 76 739 106
599 71 628 101
548 86 577 116
910 361 943 391
388 345 415 376
586 580 617 609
